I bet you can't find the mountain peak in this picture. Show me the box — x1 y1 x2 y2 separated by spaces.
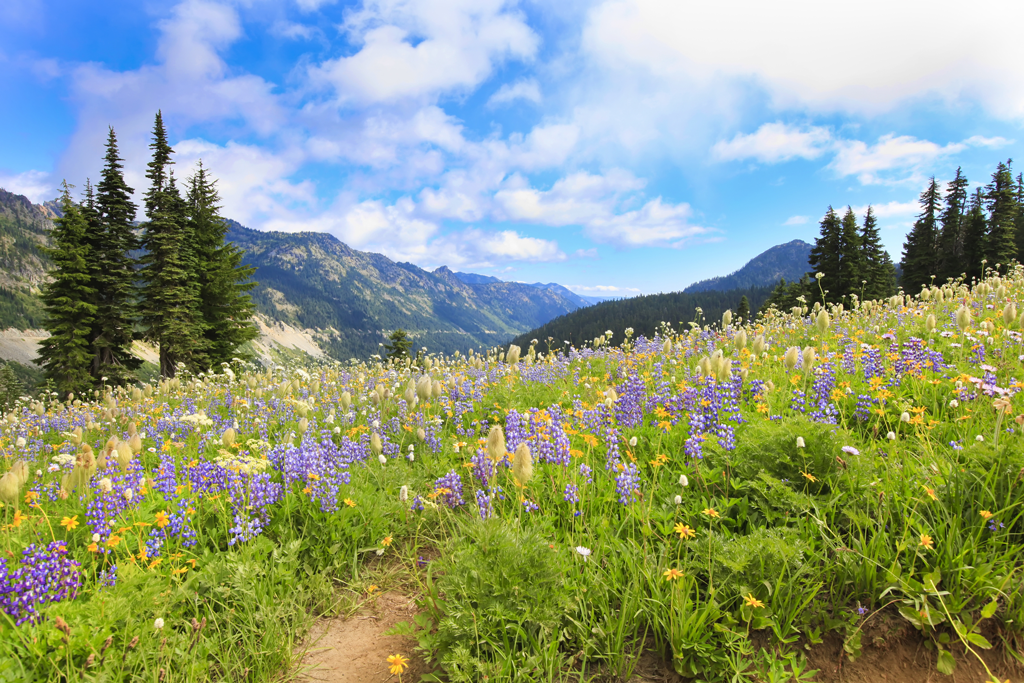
684 240 812 293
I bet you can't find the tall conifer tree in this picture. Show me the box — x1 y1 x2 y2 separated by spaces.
139 111 204 377
962 188 988 282
986 159 1018 268
859 206 896 300
836 206 864 301
1015 173 1024 262
186 162 258 366
92 128 142 385
937 168 969 282
37 182 98 396
808 206 842 303
900 177 941 294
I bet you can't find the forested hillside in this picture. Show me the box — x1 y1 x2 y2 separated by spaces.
684 240 811 293
510 285 772 350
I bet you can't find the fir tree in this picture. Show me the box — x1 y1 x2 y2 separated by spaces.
385 329 413 360
187 162 258 367
92 127 142 385
139 112 205 378
900 177 941 294
936 168 969 283
37 182 98 397
0 362 22 412
986 159 1018 268
836 206 864 301
962 188 987 282
736 295 750 324
859 206 896 300
1015 173 1024 262
808 207 842 304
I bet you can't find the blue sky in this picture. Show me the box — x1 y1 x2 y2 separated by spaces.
2 0 1023 297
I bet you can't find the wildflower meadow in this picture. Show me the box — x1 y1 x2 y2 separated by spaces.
5 269 1024 682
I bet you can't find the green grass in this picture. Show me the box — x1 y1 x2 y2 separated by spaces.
3 271 1024 681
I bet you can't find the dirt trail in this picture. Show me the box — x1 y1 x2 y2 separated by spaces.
297 592 431 683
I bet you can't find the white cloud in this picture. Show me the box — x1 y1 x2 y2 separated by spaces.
830 134 964 185
295 0 336 11
582 0 1024 118
964 135 1014 148
712 122 832 164
487 78 541 107
573 248 598 259
308 0 538 103
850 200 920 219
174 139 315 227
584 197 708 248
567 284 641 294
783 215 808 225
495 169 643 225
0 171 56 204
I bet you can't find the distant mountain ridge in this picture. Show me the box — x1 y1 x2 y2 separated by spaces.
453 271 595 307
684 240 812 293
0 188 589 364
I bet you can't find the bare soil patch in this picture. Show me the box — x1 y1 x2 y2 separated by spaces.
297 591 431 683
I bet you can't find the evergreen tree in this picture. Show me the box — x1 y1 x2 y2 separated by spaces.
986 159 1018 268
36 182 97 397
936 168 969 283
900 177 941 294
836 206 864 301
187 162 258 367
0 362 22 412
808 207 842 303
859 206 896 300
92 127 142 385
139 112 205 378
962 188 988 282
385 329 413 360
736 295 750 324
1015 173 1024 262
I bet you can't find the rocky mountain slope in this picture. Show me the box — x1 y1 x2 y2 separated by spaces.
0 190 585 366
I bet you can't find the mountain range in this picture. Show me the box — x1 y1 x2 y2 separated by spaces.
0 188 814 371
0 192 588 363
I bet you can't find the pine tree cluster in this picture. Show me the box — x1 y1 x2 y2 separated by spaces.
763 205 897 312
38 113 259 395
901 161 1023 293
764 158 1024 313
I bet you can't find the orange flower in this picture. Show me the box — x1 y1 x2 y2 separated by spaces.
919 534 934 550
154 511 170 529
702 508 719 518
980 510 994 520
663 567 684 582
106 535 122 549
743 594 765 609
60 515 79 531
87 542 99 553
387 654 409 675
801 471 817 483
923 486 937 501
673 523 695 539
381 536 393 547
344 498 356 508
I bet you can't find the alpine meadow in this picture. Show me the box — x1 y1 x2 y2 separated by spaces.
6 2 1024 682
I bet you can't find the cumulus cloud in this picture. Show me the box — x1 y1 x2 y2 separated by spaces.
0 170 56 204
783 215 808 225
712 123 832 163
308 0 538 103
829 134 965 185
487 78 542 106
582 0 1024 118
